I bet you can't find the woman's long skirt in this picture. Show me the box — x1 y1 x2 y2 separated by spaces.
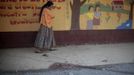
34 25 56 49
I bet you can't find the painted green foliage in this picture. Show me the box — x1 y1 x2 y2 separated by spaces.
80 2 130 15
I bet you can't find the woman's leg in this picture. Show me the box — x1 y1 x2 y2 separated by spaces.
34 25 47 53
41 27 56 51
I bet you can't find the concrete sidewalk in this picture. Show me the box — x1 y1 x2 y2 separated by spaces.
0 43 134 71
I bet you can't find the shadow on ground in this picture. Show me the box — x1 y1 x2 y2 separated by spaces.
0 63 134 75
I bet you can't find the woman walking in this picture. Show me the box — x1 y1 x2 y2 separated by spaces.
34 1 56 53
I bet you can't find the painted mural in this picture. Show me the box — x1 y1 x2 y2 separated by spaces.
0 0 133 32
77 0 134 30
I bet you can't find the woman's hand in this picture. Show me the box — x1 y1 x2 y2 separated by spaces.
51 16 55 19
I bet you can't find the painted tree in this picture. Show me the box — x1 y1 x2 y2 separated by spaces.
124 0 134 20
70 0 87 30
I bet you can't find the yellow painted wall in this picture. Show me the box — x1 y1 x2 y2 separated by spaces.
0 0 133 32
0 1 69 32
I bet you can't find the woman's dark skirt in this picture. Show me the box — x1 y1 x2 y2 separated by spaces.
34 25 56 49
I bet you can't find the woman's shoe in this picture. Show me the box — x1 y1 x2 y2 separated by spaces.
48 48 57 51
42 54 48 57
34 50 43 53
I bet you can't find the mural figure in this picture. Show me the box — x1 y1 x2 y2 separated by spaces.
34 1 56 53
86 6 94 29
93 5 101 25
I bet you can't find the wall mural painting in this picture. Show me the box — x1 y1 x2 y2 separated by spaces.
70 0 134 30
0 0 133 32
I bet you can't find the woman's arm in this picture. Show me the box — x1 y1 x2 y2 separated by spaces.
44 9 54 28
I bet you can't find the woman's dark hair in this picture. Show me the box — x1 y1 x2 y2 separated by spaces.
39 1 54 22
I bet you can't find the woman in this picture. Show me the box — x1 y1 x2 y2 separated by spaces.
93 5 101 25
34 1 56 53
86 6 94 30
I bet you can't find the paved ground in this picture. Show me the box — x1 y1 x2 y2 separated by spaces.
0 63 134 75
0 43 134 71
